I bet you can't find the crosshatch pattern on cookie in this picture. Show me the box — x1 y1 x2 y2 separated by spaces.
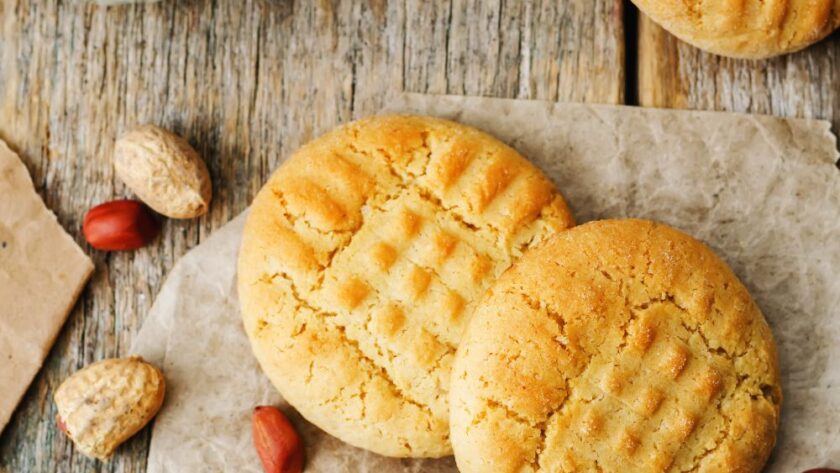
542 303 731 472
238 116 575 457
317 192 513 417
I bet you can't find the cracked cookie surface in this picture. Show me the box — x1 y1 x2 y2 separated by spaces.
238 115 574 458
450 219 782 472
632 0 840 58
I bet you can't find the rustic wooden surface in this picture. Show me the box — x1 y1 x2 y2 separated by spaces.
637 14 840 139
0 0 624 471
2 0 839 471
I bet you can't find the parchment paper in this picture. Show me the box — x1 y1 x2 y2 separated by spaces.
0 140 94 433
133 93 840 472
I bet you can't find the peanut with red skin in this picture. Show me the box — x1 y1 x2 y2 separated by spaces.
252 406 305 473
56 415 68 435
83 200 159 251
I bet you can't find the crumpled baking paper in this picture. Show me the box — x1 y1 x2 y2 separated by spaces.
133 93 840 472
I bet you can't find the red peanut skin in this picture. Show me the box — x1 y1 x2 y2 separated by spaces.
252 406 305 473
803 470 840 473
83 200 160 251
56 415 68 435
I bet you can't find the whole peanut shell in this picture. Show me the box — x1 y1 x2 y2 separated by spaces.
54 356 166 460
114 125 212 219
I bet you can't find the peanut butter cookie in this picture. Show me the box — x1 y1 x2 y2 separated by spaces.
450 219 781 472
238 115 574 457
633 0 840 58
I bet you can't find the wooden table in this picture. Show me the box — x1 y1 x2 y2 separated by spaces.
0 1 836 471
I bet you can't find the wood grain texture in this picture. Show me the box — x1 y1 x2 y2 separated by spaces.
0 0 624 471
638 13 840 144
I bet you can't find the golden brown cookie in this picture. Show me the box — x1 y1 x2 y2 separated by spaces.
633 0 840 58
450 219 781 472
238 115 574 457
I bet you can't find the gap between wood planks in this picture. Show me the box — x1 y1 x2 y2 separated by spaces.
623 0 639 106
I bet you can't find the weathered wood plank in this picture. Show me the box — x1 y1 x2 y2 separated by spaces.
637 13 840 140
405 0 626 102
0 1 624 471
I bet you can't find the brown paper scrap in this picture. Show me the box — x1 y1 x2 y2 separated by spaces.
0 140 93 432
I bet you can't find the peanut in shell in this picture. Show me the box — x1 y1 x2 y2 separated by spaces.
54 356 165 460
114 125 212 219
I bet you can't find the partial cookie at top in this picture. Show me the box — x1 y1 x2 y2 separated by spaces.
450 219 782 473
238 115 574 458
633 0 840 58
